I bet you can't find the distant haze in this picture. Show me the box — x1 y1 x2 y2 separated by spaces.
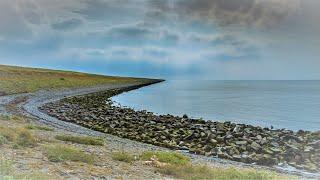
0 0 319 80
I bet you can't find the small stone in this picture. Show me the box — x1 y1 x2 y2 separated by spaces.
282 135 304 143
264 149 274 155
232 155 242 161
257 135 262 140
233 125 241 133
304 146 314 152
250 142 261 151
235 141 247 145
225 134 233 139
270 147 282 153
200 132 206 137
308 140 320 148
257 154 277 166
260 138 267 145
304 162 318 172
209 139 218 145
216 136 224 143
179 146 189 151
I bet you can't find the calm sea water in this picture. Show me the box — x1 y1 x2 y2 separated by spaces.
112 80 320 131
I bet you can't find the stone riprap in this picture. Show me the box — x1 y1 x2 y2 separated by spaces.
39 88 320 172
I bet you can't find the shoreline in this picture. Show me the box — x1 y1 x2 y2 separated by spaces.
37 82 319 176
112 79 320 132
1 80 318 177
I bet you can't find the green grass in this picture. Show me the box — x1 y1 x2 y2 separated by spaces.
55 135 104 146
43 145 94 164
141 151 190 165
0 157 12 177
0 64 149 95
0 127 37 147
140 151 288 180
0 115 25 122
16 128 37 147
26 124 54 131
0 135 7 145
111 152 136 163
159 164 283 180
0 115 11 121
11 173 50 180
0 127 16 142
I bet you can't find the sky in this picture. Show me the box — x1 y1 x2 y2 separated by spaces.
0 0 319 80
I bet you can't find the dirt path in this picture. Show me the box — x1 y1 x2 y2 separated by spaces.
1 82 319 179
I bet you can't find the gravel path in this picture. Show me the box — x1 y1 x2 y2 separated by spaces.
1 81 319 179
21 82 170 152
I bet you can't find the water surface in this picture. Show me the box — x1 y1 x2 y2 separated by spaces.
112 80 320 131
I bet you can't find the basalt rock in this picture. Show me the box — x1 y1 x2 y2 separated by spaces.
39 89 320 173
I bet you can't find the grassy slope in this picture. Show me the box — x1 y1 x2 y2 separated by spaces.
0 65 148 95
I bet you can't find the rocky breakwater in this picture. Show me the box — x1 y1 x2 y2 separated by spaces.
39 89 320 173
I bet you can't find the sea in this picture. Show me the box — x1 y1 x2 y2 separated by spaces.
112 80 320 131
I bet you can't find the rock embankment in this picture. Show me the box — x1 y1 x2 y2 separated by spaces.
39 88 320 173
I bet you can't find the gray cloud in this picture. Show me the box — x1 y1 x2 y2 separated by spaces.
74 0 115 20
0 1 32 40
85 24 180 47
210 35 242 46
51 18 83 30
75 0 298 29
73 0 144 24
147 0 301 28
0 0 319 80
108 25 152 39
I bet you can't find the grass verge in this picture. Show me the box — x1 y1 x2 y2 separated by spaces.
159 164 282 180
0 128 15 142
0 64 148 95
140 151 290 180
0 157 12 177
111 152 136 163
26 124 54 131
0 127 37 147
0 115 11 121
141 151 189 165
0 115 25 123
16 128 37 147
55 135 104 146
43 145 94 164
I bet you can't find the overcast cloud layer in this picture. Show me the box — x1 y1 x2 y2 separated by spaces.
0 0 319 79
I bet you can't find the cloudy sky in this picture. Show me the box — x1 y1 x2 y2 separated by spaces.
0 0 319 79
